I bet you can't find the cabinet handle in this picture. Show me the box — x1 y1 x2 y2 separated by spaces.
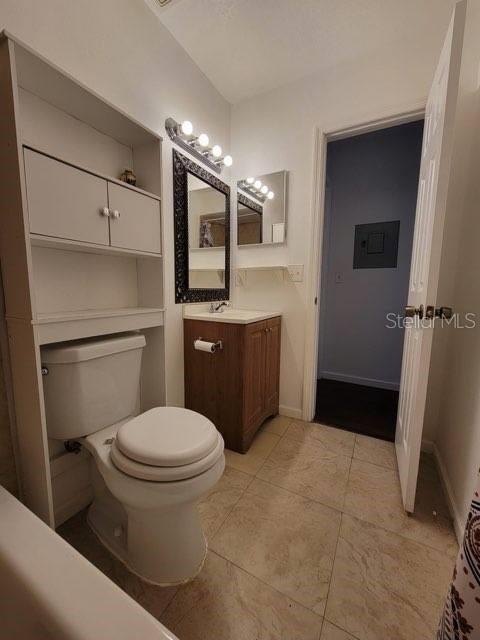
101 207 110 217
111 209 121 219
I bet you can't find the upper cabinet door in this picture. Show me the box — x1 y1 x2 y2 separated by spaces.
24 148 109 245
108 182 161 254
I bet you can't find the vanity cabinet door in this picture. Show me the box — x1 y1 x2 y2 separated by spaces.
108 182 161 254
264 317 281 416
24 148 109 245
243 320 267 434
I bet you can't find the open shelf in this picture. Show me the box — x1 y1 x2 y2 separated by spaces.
235 265 287 286
30 234 163 259
34 307 165 344
236 265 287 271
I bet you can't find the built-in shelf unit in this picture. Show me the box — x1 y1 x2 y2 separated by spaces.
0 31 166 528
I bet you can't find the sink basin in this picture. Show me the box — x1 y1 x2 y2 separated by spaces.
183 308 281 324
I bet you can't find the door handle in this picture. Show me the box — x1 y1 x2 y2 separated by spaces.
425 305 453 320
404 304 424 319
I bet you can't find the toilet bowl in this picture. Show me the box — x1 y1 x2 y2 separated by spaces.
41 334 225 585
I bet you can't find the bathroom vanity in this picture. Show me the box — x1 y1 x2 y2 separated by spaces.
184 310 281 452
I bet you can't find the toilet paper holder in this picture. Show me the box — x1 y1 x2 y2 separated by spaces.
194 337 223 352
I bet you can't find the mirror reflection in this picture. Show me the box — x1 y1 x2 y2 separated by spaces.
188 173 227 289
237 170 287 246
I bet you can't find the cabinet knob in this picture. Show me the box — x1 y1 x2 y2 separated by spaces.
101 206 110 217
111 209 121 219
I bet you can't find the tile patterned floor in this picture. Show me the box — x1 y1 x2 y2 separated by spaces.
59 417 458 640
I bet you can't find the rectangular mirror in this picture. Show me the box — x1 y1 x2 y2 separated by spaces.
237 170 287 246
173 150 230 303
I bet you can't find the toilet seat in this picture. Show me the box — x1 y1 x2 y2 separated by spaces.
110 407 224 482
110 434 224 482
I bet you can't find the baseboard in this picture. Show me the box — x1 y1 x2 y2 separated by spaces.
421 438 434 454
279 405 303 420
432 443 464 544
320 371 400 391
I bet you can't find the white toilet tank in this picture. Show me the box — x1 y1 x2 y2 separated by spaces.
41 333 146 440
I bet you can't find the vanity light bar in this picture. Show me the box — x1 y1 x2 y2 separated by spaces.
165 117 233 174
238 178 275 202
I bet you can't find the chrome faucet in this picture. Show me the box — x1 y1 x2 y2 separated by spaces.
210 301 229 313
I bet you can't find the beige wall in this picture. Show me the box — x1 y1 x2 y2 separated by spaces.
231 26 449 416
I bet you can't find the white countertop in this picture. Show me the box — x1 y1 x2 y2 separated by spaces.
183 308 281 324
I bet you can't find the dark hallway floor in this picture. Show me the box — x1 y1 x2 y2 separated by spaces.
314 378 398 442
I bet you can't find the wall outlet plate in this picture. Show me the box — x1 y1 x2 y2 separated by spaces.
287 265 304 282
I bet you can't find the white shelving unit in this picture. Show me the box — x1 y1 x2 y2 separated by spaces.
0 31 166 527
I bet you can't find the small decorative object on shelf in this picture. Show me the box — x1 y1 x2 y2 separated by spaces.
119 168 137 186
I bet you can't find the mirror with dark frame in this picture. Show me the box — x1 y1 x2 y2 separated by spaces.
237 170 287 246
173 150 230 303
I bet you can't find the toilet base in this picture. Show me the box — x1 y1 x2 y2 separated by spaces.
87 502 208 587
86 462 213 586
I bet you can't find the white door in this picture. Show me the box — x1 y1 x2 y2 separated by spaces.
396 1 466 512
108 182 161 254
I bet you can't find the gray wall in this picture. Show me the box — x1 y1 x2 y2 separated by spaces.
318 121 423 389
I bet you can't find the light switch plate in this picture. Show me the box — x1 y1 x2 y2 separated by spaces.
287 264 304 282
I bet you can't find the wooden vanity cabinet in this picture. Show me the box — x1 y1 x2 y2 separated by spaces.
184 316 281 453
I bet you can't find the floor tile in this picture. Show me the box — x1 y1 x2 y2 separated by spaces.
343 458 458 556
224 431 281 475
257 435 351 510
211 478 341 614
353 434 396 470
262 414 292 436
161 551 323 640
58 511 178 619
325 514 454 640
286 420 355 457
321 621 357 640
198 466 252 539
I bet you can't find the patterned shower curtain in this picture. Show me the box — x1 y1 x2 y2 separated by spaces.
438 473 480 639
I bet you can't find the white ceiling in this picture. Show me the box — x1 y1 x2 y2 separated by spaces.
146 0 456 104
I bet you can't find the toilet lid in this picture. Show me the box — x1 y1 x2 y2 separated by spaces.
115 407 219 467
110 433 224 482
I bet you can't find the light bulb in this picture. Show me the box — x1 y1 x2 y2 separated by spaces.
212 144 222 158
223 155 233 167
267 191 274 200
181 120 193 136
261 185 268 194
254 180 262 190
198 133 209 147
246 177 255 184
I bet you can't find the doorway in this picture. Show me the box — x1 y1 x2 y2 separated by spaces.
315 120 424 441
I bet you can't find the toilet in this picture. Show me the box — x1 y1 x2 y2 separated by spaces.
41 333 225 586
